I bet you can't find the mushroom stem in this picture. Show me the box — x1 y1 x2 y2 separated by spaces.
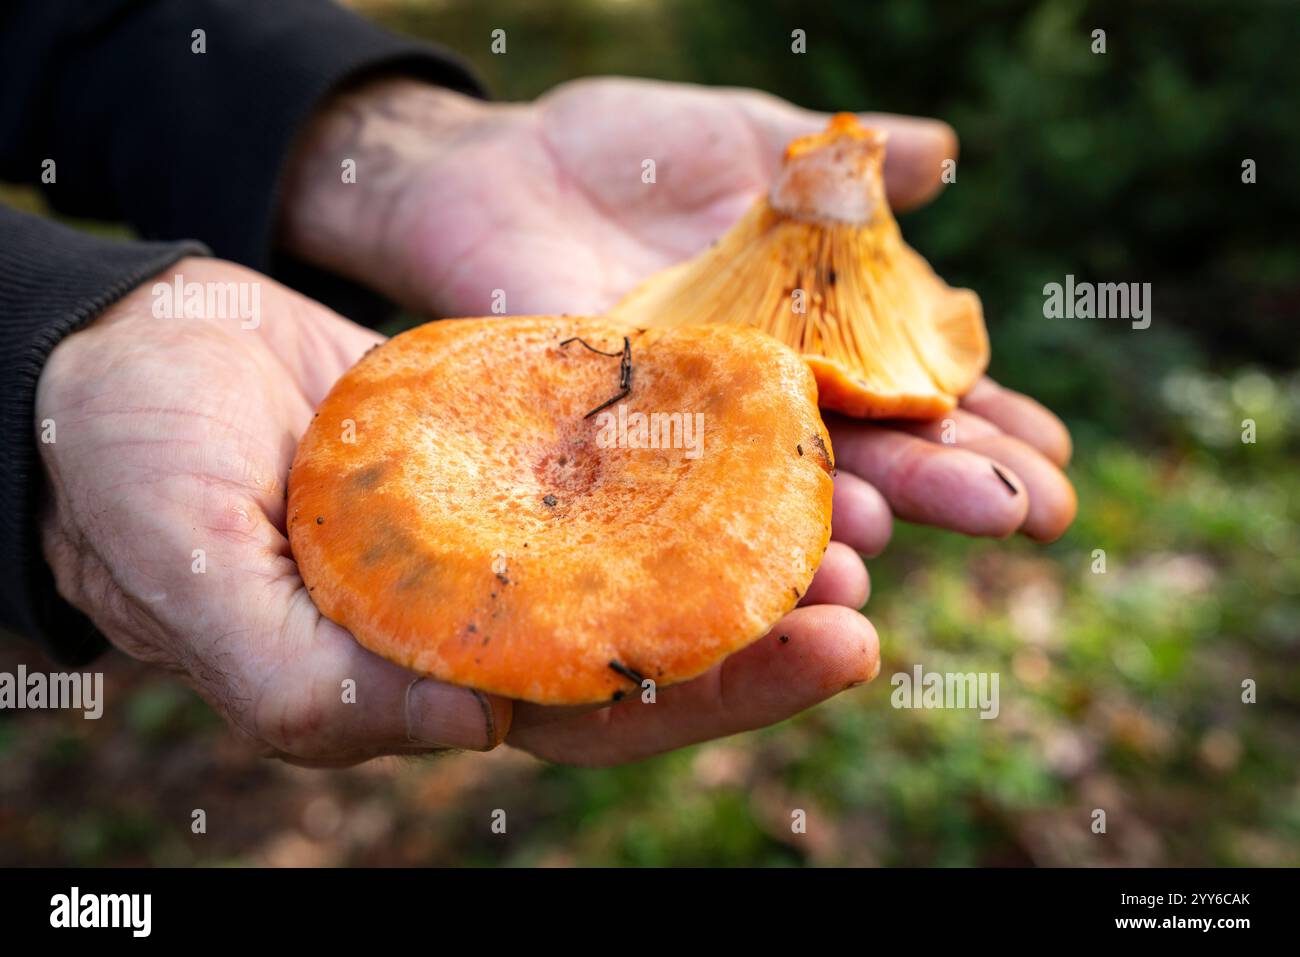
769 115 890 226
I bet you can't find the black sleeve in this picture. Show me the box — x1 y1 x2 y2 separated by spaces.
0 208 207 663
0 0 486 271
0 1 487 660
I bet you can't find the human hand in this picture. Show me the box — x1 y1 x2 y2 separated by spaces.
36 258 877 766
279 75 1076 552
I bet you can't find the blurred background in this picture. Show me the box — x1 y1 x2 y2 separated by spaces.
2 0 1297 866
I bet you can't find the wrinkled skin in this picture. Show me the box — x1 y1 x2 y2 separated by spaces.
37 77 1075 767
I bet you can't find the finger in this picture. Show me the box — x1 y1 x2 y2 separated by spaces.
513 546 872 736
512 557 872 737
954 434 1077 542
508 604 879 767
828 417 1029 537
501 700 611 731
733 91 959 211
898 410 1077 542
861 112 960 211
800 541 870 608
252 610 512 766
832 469 894 556
961 378 1073 466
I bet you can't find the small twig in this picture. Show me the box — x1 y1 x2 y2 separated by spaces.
608 660 645 686
560 336 622 358
561 335 633 419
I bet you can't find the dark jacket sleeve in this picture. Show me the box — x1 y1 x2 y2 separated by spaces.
0 1 487 660
0 209 206 662
0 0 486 271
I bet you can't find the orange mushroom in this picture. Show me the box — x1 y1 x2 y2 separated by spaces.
288 316 834 705
609 113 988 419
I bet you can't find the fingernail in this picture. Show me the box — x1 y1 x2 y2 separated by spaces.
406 678 500 751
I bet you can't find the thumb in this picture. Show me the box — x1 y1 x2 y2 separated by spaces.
247 604 512 767
731 91 959 211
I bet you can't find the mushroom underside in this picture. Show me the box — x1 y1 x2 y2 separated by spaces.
611 205 988 419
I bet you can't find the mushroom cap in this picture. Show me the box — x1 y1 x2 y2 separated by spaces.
288 316 834 705
610 114 989 419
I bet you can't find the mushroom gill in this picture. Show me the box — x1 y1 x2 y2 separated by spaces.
609 113 989 419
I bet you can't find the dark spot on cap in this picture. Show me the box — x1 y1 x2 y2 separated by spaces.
395 562 433 591
359 541 389 566
779 634 790 644
350 463 386 491
315 516 325 525
797 444 804 456
543 494 558 507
